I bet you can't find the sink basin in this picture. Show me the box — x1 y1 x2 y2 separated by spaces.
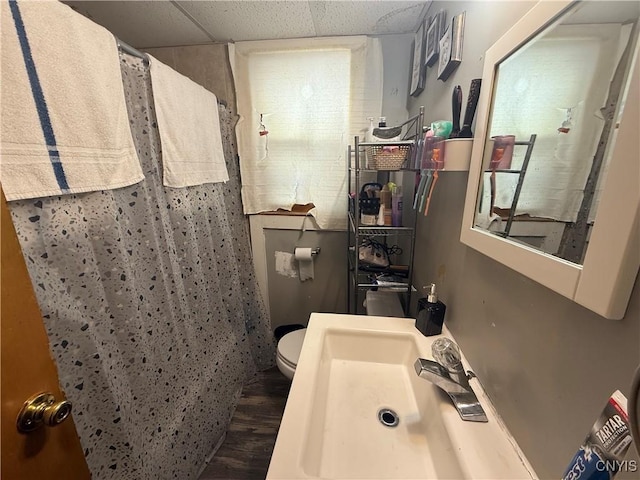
267 313 537 480
301 328 463 479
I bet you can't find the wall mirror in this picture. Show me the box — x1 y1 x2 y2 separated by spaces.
461 0 639 319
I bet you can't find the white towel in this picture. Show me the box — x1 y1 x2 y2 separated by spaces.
0 0 143 201
148 56 229 188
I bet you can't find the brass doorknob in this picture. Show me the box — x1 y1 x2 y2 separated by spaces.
16 392 72 433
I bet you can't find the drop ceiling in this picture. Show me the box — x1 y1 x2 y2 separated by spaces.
63 1 431 49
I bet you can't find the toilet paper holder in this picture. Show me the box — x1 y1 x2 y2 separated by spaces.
294 247 320 257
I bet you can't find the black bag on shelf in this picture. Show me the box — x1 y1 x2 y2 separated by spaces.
358 182 382 215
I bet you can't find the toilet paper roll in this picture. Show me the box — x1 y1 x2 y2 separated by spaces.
294 247 314 281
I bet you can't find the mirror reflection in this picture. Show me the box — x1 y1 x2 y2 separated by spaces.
474 1 639 264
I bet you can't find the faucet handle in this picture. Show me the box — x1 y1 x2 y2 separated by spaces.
432 338 463 373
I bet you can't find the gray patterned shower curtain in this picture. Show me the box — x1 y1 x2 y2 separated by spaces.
8 54 275 479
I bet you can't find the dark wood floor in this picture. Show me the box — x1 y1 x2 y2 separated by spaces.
199 367 291 480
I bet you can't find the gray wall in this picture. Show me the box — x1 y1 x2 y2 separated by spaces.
408 2 640 477
379 34 412 127
265 229 347 330
144 44 236 112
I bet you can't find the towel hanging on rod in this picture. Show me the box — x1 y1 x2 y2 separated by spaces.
115 39 227 107
1 0 144 200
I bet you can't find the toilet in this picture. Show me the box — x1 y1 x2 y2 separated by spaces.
275 328 306 380
275 290 403 380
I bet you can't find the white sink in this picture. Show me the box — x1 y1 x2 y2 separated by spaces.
267 313 537 480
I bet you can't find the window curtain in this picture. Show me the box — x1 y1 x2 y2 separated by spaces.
8 54 275 479
486 24 623 222
229 36 383 230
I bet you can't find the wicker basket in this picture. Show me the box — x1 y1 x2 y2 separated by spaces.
366 145 411 170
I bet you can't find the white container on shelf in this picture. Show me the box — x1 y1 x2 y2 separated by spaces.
443 138 473 171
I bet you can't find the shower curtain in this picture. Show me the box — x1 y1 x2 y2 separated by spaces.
8 54 275 479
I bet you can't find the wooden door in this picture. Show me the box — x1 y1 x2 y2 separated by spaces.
1 191 91 479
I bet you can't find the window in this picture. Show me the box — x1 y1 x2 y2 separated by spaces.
230 37 382 229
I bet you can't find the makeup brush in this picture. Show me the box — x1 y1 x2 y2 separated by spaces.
458 79 482 138
449 85 463 138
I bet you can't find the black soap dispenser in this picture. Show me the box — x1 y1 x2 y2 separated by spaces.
415 284 446 336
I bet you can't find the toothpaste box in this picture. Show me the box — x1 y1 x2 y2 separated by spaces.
562 390 633 480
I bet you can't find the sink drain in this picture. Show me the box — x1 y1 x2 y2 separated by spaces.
378 408 399 427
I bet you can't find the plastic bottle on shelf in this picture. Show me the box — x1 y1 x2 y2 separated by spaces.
377 205 386 226
392 185 403 227
365 117 376 143
380 184 392 226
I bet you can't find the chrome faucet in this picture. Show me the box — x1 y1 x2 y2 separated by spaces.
414 338 488 422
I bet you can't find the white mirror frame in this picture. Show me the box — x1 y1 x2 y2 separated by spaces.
461 0 640 320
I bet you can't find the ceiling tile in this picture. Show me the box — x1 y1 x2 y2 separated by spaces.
176 1 316 42
64 0 433 47
64 1 212 48
309 1 430 37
